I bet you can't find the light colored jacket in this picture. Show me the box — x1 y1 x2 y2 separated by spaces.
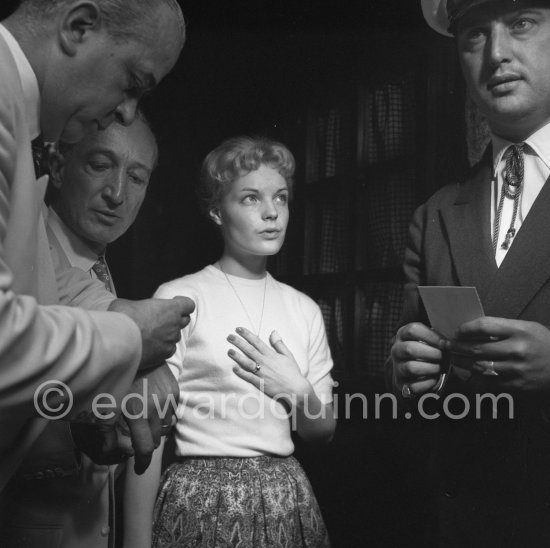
0 27 140 517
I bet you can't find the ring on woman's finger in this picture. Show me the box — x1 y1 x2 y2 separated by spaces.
254 362 262 373
401 383 415 399
479 360 499 376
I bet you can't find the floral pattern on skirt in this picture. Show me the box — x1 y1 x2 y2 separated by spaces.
152 455 330 548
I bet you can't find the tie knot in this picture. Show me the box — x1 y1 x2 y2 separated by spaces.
92 257 112 292
31 135 47 178
503 143 525 192
504 143 525 161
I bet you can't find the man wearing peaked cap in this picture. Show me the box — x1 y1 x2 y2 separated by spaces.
422 0 550 34
388 0 550 546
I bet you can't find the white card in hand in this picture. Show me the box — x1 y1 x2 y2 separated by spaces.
418 286 485 340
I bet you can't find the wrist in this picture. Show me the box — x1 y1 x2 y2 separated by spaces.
293 380 315 409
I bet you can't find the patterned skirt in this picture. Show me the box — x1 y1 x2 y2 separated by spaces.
152 455 330 548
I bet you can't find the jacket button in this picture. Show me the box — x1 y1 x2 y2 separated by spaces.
100 526 110 537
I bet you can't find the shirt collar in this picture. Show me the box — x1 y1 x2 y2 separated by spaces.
491 122 550 174
47 207 103 273
0 24 40 140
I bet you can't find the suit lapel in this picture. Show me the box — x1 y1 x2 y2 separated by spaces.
0 37 45 298
441 146 550 319
484 173 550 318
440 151 497 303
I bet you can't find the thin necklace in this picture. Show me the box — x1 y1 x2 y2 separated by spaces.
217 261 268 336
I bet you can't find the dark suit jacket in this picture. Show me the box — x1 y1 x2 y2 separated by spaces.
397 148 550 547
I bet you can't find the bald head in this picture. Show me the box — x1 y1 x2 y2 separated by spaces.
3 0 185 143
18 0 185 48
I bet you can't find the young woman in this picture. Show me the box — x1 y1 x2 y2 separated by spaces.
123 136 336 548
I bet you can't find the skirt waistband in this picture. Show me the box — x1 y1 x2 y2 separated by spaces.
173 454 294 471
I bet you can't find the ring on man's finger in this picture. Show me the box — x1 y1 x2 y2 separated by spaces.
480 360 499 376
401 383 415 399
254 362 262 373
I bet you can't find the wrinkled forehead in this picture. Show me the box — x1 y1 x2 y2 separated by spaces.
68 121 158 170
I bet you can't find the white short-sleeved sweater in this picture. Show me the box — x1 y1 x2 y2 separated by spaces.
155 265 335 457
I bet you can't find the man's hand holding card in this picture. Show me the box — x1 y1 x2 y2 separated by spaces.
418 287 550 391
418 286 497 377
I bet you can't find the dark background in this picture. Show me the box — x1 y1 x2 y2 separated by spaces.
122 1 433 299
0 0 445 296
0 2 467 546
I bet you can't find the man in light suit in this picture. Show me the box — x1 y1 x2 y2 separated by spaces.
0 0 193 511
0 115 160 548
388 1 550 546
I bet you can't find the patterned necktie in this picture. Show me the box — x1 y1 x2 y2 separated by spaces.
492 143 524 253
92 256 112 292
31 135 48 179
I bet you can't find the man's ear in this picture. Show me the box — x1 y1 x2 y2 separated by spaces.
58 1 102 57
208 207 222 226
48 151 65 190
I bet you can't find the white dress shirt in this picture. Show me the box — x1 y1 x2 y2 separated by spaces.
46 207 116 294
